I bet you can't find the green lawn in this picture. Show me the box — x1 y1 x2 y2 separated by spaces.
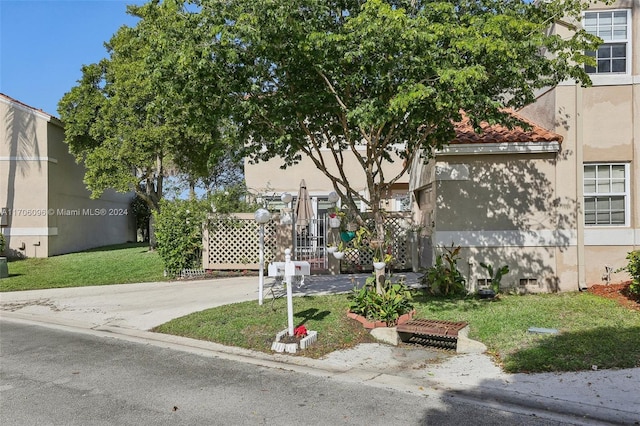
0 243 166 291
155 289 640 374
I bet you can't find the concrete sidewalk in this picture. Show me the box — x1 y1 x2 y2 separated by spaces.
1 274 639 425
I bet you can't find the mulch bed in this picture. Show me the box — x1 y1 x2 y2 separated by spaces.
586 281 640 311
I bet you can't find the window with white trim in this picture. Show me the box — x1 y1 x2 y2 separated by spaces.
583 10 631 74
583 164 629 226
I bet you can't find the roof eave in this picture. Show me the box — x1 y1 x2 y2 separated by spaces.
436 141 561 156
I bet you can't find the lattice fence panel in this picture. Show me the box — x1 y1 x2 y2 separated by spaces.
204 214 277 270
340 213 411 273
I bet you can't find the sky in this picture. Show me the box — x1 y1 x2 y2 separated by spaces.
1 0 147 117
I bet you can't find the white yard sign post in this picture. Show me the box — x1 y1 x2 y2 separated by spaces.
284 249 296 336
268 252 314 353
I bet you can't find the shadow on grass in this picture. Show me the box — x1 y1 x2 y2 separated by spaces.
503 326 640 373
295 307 331 326
82 242 151 253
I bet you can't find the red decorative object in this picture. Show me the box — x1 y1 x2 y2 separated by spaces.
294 325 308 338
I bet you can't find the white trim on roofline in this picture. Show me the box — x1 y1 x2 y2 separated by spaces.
0 95 60 124
435 141 561 156
0 156 58 164
5 227 58 236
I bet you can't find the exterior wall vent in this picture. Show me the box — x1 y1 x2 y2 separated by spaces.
477 278 492 288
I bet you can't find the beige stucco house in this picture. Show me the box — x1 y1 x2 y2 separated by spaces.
411 0 638 292
1 93 135 258
245 148 411 215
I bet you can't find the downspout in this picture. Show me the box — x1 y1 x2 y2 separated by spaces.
575 84 586 291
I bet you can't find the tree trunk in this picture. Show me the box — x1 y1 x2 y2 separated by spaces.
374 209 386 294
148 213 157 250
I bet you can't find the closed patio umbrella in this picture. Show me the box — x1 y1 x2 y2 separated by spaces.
294 179 314 234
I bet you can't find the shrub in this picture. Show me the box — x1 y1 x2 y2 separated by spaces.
154 198 210 276
420 244 467 296
0 233 5 254
620 250 640 296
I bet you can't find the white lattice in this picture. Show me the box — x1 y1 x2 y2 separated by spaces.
203 212 412 272
341 213 411 273
204 214 276 270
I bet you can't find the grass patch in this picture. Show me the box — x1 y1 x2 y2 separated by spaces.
153 294 375 358
412 291 640 373
155 289 640 373
1 243 167 291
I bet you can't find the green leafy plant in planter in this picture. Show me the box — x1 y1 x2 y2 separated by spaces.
420 244 467 296
479 262 510 294
348 274 414 326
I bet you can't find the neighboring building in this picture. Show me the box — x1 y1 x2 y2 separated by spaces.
0 93 135 258
411 0 638 292
245 147 411 216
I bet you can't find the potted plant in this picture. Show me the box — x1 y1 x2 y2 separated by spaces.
328 208 344 229
0 233 8 279
347 273 415 328
373 252 393 271
333 242 346 260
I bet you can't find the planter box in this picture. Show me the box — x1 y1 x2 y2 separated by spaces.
347 309 415 330
271 329 318 354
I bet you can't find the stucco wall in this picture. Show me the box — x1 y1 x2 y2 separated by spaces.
244 147 409 204
0 97 51 257
1 95 135 258
427 152 579 292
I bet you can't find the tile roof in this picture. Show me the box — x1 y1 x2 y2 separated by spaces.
451 110 562 144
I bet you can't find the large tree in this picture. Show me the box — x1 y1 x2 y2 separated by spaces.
200 0 602 288
57 0 235 244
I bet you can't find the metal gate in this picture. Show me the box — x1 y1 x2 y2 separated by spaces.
293 215 328 271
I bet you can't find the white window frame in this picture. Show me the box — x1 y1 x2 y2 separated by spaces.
583 163 630 227
583 9 632 83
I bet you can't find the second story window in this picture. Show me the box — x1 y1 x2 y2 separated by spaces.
584 10 630 74
584 163 629 226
